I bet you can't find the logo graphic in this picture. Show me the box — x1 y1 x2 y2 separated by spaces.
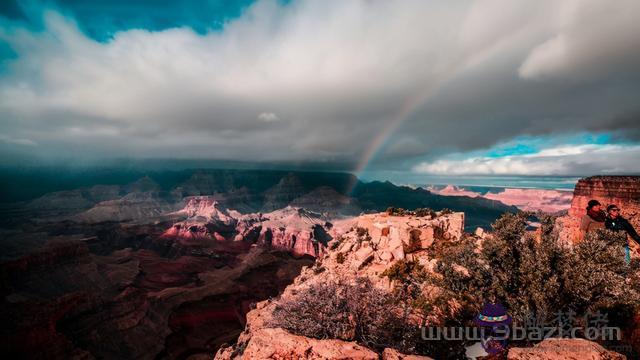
474 302 512 355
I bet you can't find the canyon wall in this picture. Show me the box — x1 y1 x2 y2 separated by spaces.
558 176 640 245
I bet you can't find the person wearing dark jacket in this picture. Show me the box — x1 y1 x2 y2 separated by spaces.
605 204 640 263
579 200 606 241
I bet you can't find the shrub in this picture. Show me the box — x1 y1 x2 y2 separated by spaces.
330 236 343 250
440 208 453 216
386 207 408 216
336 252 345 264
382 260 427 286
271 278 408 351
356 227 368 237
355 227 372 243
428 212 640 328
415 208 437 218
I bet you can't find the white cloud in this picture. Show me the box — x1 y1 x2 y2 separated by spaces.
413 144 640 176
519 0 640 80
257 112 279 122
0 0 639 168
0 134 37 146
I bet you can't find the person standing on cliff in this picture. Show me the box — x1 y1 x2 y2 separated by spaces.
580 200 606 240
605 204 640 263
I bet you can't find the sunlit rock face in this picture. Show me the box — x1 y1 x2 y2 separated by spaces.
214 328 381 360
354 211 464 264
161 198 332 258
558 176 640 245
161 196 244 245
256 206 332 258
214 211 464 359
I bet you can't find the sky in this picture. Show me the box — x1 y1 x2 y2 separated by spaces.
0 0 639 179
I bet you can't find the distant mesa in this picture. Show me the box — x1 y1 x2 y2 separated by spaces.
428 184 573 213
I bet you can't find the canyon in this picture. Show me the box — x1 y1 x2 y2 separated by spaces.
1 171 638 359
0 169 512 358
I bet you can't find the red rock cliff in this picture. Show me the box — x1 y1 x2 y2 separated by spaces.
558 176 640 245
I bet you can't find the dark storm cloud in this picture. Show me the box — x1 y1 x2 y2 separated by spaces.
0 0 639 175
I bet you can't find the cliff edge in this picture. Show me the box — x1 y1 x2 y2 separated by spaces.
558 176 640 245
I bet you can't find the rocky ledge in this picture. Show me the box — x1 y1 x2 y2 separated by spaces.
214 211 463 359
558 176 640 245
507 338 625 359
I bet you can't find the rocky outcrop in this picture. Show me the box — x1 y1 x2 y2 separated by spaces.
216 328 379 360
381 348 433 360
256 206 332 258
215 327 435 360
162 199 331 258
507 338 625 359
214 211 464 359
568 176 640 219
558 176 640 245
161 197 248 248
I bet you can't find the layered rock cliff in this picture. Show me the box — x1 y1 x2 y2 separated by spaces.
558 176 640 245
161 197 333 258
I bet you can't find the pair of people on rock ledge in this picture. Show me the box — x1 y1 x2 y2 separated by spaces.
581 199 640 263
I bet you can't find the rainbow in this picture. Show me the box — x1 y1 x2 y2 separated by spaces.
346 56 476 194
346 80 448 194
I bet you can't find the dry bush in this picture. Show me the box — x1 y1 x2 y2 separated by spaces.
271 277 410 351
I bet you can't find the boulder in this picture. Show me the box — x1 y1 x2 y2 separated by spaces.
379 251 394 262
216 328 378 360
382 348 434 360
507 338 626 359
352 247 375 270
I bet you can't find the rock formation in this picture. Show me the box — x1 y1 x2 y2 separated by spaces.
214 211 464 359
558 176 640 245
507 338 625 359
162 198 333 258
